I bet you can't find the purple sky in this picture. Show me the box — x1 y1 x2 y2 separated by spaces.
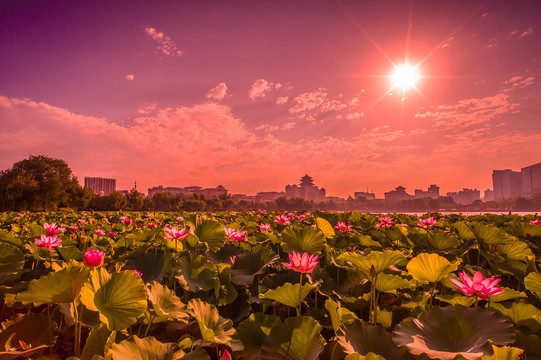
1 0 540 197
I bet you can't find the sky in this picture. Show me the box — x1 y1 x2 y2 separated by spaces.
1 0 540 198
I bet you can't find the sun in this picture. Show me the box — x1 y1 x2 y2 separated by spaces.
391 64 420 91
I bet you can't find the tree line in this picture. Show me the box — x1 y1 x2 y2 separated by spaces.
1 155 540 212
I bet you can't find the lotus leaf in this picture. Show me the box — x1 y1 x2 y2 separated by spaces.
452 222 476 241
487 287 527 302
237 312 282 360
175 253 218 292
524 272 541 297
407 253 457 283
215 263 238 306
435 294 475 307
108 335 180 360
325 299 358 332
0 312 57 359
392 305 515 360
497 241 533 260
280 225 326 254
81 323 114 360
338 250 405 278
0 243 25 283
125 252 166 283
315 217 335 238
337 319 411 359
147 281 189 322
489 302 541 332
479 345 524 360
260 282 317 309
375 273 410 293
428 232 460 251
260 315 326 360
469 223 510 245
57 247 84 261
357 234 382 248
187 298 242 350
194 220 225 251
230 248 279 286
16 265 90 306
345 353 386 360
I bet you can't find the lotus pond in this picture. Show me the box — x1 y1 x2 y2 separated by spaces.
1 210 541 360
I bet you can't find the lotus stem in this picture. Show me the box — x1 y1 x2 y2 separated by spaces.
144 314 155 337
474 294 479 308
73 301 80 357
330 341 338 360
298 272 303 316
47 304 53 353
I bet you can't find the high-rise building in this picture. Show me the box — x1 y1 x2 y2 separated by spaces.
521 162 541 196
84 177 116 196
414 184 440 199
446 188 481 205
492 169 523 201
483 189 495 202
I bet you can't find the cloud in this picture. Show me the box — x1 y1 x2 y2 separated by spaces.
345 112 364 120
144 26 183 57
249 79 280 100
441 36 455 48
126 74 135 81
502 75 535 92
137 102 158 115
276 96 288 105
520 27 534 38
255 121 296 132
206 82 228 100
288 89 360 120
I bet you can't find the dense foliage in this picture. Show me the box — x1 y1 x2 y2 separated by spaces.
1 210 541 359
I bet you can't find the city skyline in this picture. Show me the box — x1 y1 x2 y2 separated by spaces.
1 1 540 198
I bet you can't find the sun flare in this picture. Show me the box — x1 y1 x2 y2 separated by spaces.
391 64 420 91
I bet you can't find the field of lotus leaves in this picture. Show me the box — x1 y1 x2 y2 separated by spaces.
1 210 541 360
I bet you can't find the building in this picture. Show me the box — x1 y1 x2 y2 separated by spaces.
147 185 228 198
354 191 376 200
255 191 286 202
492 169 523 201
384 186 413 201
483 189 494 202
285 174 326 202
147 186 186 197
414 185 440 199
84 177 116 196
521 162 541 196
447 188 481 205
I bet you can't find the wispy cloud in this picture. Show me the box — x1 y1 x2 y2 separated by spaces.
248 79 280 100
126 74 135 81
520 27 534 38
288 88 360 120
206 82 228 100
144 26 183 57
501 75 535 92
276 96 288 105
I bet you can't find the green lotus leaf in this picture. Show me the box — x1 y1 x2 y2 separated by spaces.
375 273 410 293
260 315 326 360
280 225 326 255
108 336 181 360
338 250 405 278
325 299 358 332
84 270 148 331
260 282 317 309
407 253 457 283
80 267 112 312
0 230 23 247
497 241 533 260
230 248 279 286
428 232 460 251
315 217 335 238
488 287 527 303
489 302 541 332
392 305 515 360
480 345 524 360
237 312 282 360
81 323 115 360
435 294 475 307
125 252 166 283
514 330 541 357
469 223 511 245
0 243 25 283
177 348 211 360
16 265 90 306
215 263 238 306
0 312 57 359
345 353 386 360
57 246 84 261
147 281 189 322
28 223 46 237
175 254 218 292
524 272 541 297
187 298 242 350
194 220 226 251
337 319 411 359
452 221 476 241
357 235 382 248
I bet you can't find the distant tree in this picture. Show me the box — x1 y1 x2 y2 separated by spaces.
0 155 83 211
125 189 144 210
90 191 127 211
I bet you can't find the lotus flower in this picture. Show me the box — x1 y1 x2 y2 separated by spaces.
84 249 105 267
274 214 291 225
164 226 189 240
43 222 59 236
95 229 106 235
259 223 272 232
119 216 132 225
220 350 232 360
176 216 184 221
108 231 116 237
70 225 80 232
531 219 541 225
450 271 504 300
335 221 353 232
130 269 143 277
282 251 319 273
376 216 394 228
417 216 437 228
224 228 248 242
35 235 62 250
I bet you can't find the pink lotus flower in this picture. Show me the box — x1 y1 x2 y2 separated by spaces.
450 271 504 300
84 249 105 267
70 225 80 232
43 222 59 236
259 223 272 232
119 216 132 225
35 235 62 250
108 231 116 237
130 269 143 277
274 214 291 225
57 227 66 233
165 226 189 240
95 229 106 235
224 228 248 242
417 216 437 228
176 216 185 221
531 219 541 225
77 219 87 224
282 251 319 273
376 216 394 228
335 221 353 233
220 350 232 360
